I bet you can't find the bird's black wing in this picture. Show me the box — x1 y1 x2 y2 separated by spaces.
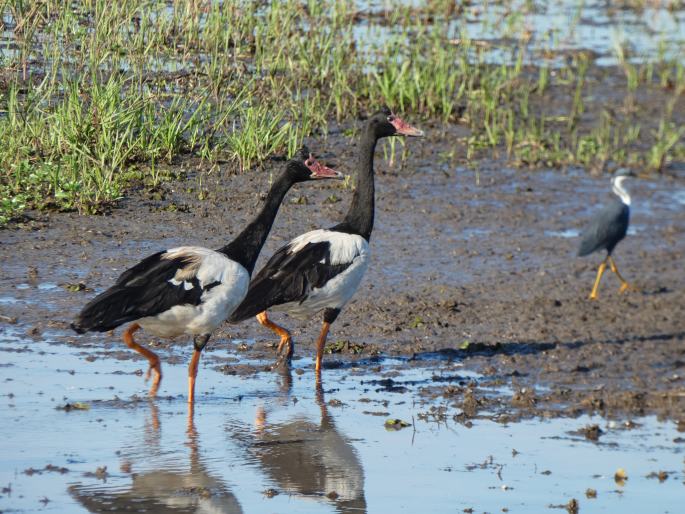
229 240 353 322
578 201 630 256
72 250 217 333
114 251 168 286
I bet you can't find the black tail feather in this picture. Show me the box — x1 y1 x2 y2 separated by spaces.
71 286 141 333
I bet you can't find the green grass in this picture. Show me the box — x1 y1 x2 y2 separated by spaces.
1 0 684 224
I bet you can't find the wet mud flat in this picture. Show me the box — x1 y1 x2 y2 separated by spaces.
1 134 685 512
1 335 685 514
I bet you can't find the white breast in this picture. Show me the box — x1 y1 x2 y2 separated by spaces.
138 247 250 337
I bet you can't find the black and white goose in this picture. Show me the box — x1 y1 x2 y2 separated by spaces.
229 107 423 376
71 150 342 403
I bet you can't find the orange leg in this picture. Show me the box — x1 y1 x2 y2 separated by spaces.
188 349 202 405
314 321 331 383
254 406 267 434
607 255 635 293
123 323 162 397
187 402 195 427
588 257 608 300
256 311 293 366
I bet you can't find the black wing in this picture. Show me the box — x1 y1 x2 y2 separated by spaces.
229 240 352 323
72 251 216 333
578 200 630 256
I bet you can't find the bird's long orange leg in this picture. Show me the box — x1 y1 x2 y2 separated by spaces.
588 257 608 300
256 311 293 366
122 323 162 397
607 256 635 293
314 321 331 383
188 349 202 405
187 334 210 405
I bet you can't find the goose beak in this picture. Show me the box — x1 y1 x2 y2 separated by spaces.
305 154 344 180
390 115 424 137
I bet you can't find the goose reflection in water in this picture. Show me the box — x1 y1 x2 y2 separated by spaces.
69 403 243 514
248 371 367 513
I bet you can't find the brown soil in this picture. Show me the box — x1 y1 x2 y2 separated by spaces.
2 126 684 421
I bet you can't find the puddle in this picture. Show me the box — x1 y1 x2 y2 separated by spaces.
1 331 684 514
458 0 685 66
37 283 59 291
673 189 685 206
352 0 685 67
546 229 580 239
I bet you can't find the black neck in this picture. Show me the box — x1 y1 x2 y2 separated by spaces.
218 174 293 274
335 130 377 240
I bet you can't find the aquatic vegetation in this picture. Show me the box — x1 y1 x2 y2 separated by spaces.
1 0 684 223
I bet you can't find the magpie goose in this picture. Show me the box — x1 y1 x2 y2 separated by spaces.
72 150 342 402
229 107 423 377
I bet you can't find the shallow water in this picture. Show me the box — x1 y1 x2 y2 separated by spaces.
2 1 685 75
1 329 684 514
353 0 685 66
462 0 685 66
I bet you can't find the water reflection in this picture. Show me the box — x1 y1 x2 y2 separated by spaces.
248 372 366 513
69 402 243 513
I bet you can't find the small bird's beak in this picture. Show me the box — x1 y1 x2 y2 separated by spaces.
389 115 425 137
305 154 344 179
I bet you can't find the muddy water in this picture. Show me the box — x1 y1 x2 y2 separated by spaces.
0 136 683 513
1 331 684 514
354 0 685 67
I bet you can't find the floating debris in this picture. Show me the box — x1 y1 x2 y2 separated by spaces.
384 418 411 431
56 402 90 411
83 466 108 481
60 282 91 292
646 470 669 482
579 424 604 441
549 498 579 513
23 464 68 476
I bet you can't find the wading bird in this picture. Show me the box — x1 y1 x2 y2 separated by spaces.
249 380 366 514
229 107 423 377
578 168 636 300
71 150 342 403
70 403 244 513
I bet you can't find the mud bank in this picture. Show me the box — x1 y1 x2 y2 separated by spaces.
1 130 684 420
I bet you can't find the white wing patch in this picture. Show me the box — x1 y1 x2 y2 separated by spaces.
287 229 367 266
139 246 250 338
274 230 370 319
164 246 241 289
166 278 197 291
